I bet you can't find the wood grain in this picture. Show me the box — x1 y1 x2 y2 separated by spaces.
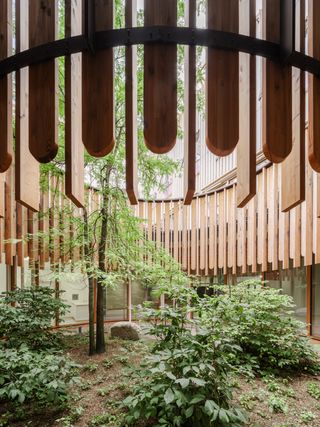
144 0 177 154
82 0 114 157
29 0 58 163
0 0 13 172
281 0 305 211
65 0 85 208
16 0 40 212
308 0 320 172
126 0 138 204
184 0 196 204
237 0 256 207
207 0 239 156
262 0 292 163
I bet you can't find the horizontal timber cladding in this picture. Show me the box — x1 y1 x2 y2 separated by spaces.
0 0 319 213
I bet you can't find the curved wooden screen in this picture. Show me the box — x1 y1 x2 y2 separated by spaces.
0 0 319 217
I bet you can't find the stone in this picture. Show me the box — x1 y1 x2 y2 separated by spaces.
110 322 141 341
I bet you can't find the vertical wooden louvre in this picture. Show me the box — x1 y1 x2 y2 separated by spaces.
65 0 84 208
0 0 12 173
262 0 292 163
29 0 58 163
144 0 177 154
281 0 305 211
16 0 40 212
207 0 239 156
184 0 196 204
308 0 320 172
237 0 256 207
82 0 114 157
126 0 138 205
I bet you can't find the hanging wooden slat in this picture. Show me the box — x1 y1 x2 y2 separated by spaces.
82 0 114 157
207 0 239 156
261 168 268 271
0 176 5 218
16 203 24 268
126 0 138 204
308 0 320 172
294 203 302 267
218 191 226 271
184 0 196 204
190 199 197 272
173 202 179 262
144 0 177 154
199 197 206 272
272 165 279 271
16 0 40 212
305 153 313 266
65 0 84 208
0 0 12 173
237 0 256 207
164 202 170 255
156 202 161 250
208 193 217 274
182 204 188 271
262 0 292 163
29 0 58 163
5 168 16 266
281 0 305 211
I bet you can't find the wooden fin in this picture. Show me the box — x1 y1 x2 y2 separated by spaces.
207 0 239 156
0 0 13 172
184 0 196 205
82 0 114 157
65 0 85 208
29 0 58 163
126 0 139 204
144 0 177 154
262 0 292 163
237 0 256 207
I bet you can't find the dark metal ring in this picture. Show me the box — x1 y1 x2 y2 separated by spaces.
0 26 319 78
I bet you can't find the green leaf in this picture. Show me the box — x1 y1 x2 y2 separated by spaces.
185 406 194 418
175 378 190 389
164 388 175 405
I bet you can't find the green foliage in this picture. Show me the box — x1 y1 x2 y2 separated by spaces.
307 381 320 400
267 395 288 414
89 412 123 426
0 286 69 350
300 410 317 424
199 280 320 374
123 285 245 426
0 345 79 409
83 362 99 373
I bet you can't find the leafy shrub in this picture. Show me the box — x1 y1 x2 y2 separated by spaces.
0 286 69 350
0 345 79 409
307 381 320 400
199 281 320 374
123 285 245 426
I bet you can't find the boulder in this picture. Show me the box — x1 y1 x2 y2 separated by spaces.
110 322 140 341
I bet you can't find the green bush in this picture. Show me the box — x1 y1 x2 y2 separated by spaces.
0 286 69 350
123 285 245 426
0 345 79 409
199 280 319 374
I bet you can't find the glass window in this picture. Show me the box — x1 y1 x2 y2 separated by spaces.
312 264 320 337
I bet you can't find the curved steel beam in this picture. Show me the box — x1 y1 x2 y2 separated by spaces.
0 26 319 78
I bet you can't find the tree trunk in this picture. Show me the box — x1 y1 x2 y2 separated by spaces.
96 190 108 354
83 209 96 355
88 277 95 355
